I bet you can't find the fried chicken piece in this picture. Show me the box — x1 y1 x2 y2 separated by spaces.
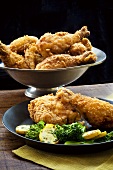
35 51 97 70
72 93 113 129
37 26 90 58
28 87 113 129
0 41 29 68
28 89 80 125
24 43 44 69
81 38 92 51
69 38 92 56
10 35 38 54
69 43 87 56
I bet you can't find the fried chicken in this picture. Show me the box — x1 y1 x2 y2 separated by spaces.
69 38 92 56
0 41 29 68
0 26 97 69
81 38 92 51
28 87 113 129
28 89 80 125
24 43 44 69
72 93 113 129
10 35 38 53
0 26 98 70
0 40 43 69
35 51 97 70
37 26 90 58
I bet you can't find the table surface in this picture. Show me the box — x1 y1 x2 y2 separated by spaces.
1 83 113 170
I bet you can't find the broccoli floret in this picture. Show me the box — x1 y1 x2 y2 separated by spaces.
25 120 45 140
106 131 113 140
54 122 86 142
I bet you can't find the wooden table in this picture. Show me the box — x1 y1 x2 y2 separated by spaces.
1 83 113 170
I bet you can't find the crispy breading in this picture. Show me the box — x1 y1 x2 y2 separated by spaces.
0 40 43 69
0 41 29 68
37 26 90 58
10 35 38 53
72 93 113 129
69 38 92 56
0 26 97 70
35 51 97 70
28 87 113 129
28 90 80 125
24 43 44 69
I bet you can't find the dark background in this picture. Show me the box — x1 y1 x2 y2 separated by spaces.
0 0 113 89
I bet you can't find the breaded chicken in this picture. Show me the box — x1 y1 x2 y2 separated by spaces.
81 38 92 51
0 41 29 68
24 43 44 69
28 90 80 125
0 26 96 70
0 40 43 69
28 87 113 129
37 26 90 58
35 51 97 70
10 35 38 53
69 38 92 56
72 93 113 129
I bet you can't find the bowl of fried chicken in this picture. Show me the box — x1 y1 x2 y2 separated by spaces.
0 26 106 98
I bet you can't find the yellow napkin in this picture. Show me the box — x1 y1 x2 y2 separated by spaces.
12 94 113 170
12 145 113 170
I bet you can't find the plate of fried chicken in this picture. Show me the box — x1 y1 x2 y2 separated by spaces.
2 87 113 154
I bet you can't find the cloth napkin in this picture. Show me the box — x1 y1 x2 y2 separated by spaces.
12 145 113 170
12 94 113 170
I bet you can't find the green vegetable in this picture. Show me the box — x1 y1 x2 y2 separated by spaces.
25 119 113 144
25 120 45 140
54 122 86 143
64 140 94 145
106 131 113 140
94 131 113 143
